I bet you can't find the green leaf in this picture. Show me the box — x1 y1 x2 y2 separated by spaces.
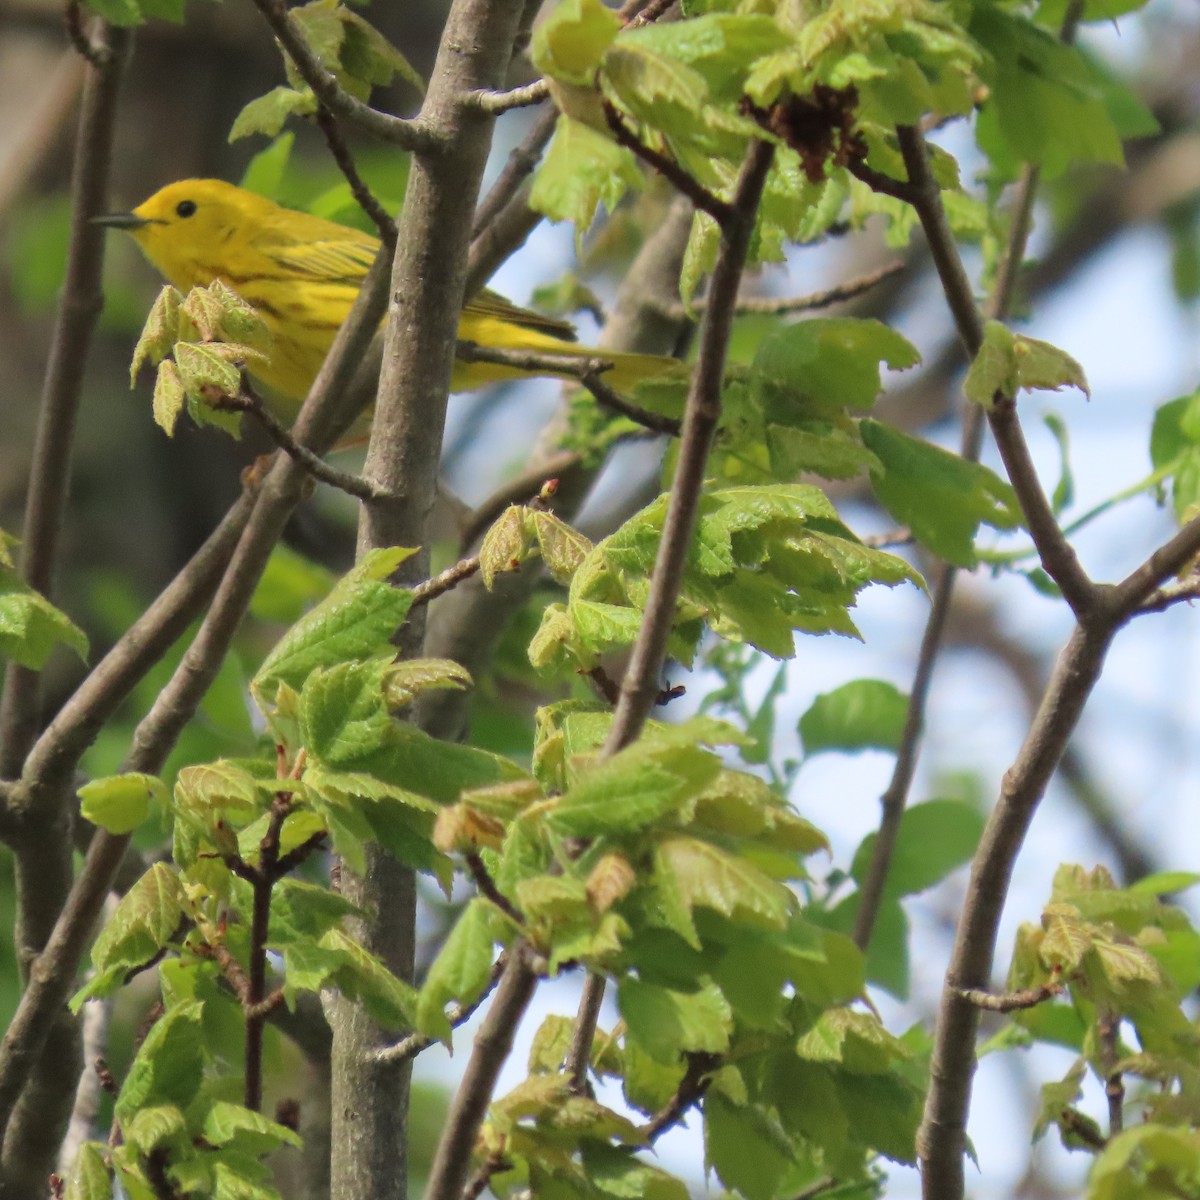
546 744 721 837
416 900 497 1041
655 835 794 938
1150 390 1200 520
152 360 186 436
799 679 909 757
269 878 360 944
963 321 1018 408
80 863 184 1005
201 1101 302 1153
319 927 418 1030
229 86 318 142
130 285 183 383
704 1088 792 1200
115 1001 205 1125
750 318 921 416
63 1142 112 1200
618 977 732 1063
796 1007 912 1074
383 658 472 708
174 340 242 402
850 799 985 898
972 7 1131 178
78 772 166 835
124 1104 186 1153
254 547 415 696
531 0 621 84
239 132 295 199
530 115 643 236
300 659 393 766
861 419 1022 567
83 0 144 25
0 571 88 669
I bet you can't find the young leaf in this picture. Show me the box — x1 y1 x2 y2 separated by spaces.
78 772 166 835
0 572 89 670
618 976 732 1064
63 1141 112 1200
531 0 622 85
416 900 497 1041
850 799 985 898
254 547 415 697
799 679 909 757
861 419 1022 567
530 115 643 235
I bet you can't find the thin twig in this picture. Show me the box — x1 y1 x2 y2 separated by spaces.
16 488 256 805
564 974 606 1094
421 948 539 1200
895 123 1095 615
846 158 915 203
453 341 682 436
63 0 107 66
411 555 482 609
956 981 1060 1012
461 1152 513 1200
470 79 549 114
639 1051 720 1142
312 105 397 247
463 851 524 926
603 138 775 755
375 956 507 1066
470 105 558 240
603 100 733 224
661 260 907 318
1097 1009 1124 1136
458 450 581 550
248 0 437 151
222 383 387 501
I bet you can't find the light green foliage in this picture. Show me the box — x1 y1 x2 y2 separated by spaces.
1150 387 1200 520
994 865 1200 1181
0 535 89 669
78 772 168 835
528 484 920 671
76 0 1177 1195
861 419 1023 566
800 678 910 756
231 1 423 141
130 281 272 436
971 4 1157 180
964 320 1090 409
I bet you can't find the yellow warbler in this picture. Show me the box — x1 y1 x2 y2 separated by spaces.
97 178 678 407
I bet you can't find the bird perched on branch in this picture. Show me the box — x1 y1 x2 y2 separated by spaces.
96 178 680 410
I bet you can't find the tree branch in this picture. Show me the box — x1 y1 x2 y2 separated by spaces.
312 105 397 248
603 138 775 755
422 948 540 1200
603 100 733 224
0 20 131 779
374 956 507 1067
469 79 549 114
894 124 1096 614
248 0 438 152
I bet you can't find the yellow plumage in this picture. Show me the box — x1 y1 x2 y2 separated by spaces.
100 178 678 408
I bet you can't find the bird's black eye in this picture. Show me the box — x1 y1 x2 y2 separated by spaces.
175 200 197 218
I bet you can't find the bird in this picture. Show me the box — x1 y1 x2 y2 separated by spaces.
95 178 681 410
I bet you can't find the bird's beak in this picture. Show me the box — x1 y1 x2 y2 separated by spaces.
91 211 150 230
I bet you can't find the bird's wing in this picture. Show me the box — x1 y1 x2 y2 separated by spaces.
261 232 380 284
469 289 577 342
